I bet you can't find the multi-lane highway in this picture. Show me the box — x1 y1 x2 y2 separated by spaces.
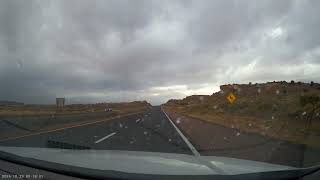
0 106 320 168
0 106 193 155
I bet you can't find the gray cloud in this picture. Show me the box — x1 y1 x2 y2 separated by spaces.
0 0 319 105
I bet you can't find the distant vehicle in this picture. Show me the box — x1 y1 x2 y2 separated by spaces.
104 108 112 112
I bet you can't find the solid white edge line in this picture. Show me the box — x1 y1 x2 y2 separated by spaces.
95 132 117 144
161 107 227 174
161 108 201 157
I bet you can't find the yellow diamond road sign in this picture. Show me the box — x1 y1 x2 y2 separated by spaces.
226 93 236 104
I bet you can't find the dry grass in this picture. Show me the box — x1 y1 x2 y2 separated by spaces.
164 82 320 147
0 101 151 117
164 105 320 148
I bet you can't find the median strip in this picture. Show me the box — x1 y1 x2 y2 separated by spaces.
0 111 144 142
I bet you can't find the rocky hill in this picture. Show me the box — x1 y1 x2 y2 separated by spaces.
165 81 320 120
164 81 320 146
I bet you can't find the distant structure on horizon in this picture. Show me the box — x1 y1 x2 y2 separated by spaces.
56 98 65 107
0 100 24 106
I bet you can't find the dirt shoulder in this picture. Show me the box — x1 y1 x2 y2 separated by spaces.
163 106 320 148
163 81 320 148
163 109 320 167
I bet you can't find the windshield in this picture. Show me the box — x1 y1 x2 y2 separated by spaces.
0 0 320 179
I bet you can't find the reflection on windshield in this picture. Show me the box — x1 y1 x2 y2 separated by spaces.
0 0 320 179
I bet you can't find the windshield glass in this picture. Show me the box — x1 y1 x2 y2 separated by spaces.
0 0 320 178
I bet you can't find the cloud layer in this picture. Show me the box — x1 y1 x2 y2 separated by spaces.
0 0 319 105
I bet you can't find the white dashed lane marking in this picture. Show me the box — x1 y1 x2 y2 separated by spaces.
94 132 117 144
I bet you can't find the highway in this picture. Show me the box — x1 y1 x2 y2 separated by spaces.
0 106 192 155
0 106 320 168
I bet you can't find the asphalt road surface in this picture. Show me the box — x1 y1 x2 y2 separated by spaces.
167 112 320 168
0 106 192 154
0 106 320 168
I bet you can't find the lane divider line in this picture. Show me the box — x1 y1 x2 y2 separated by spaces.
161 107 227 174
0 111 144 142
95 132 116 144
161 108 201 157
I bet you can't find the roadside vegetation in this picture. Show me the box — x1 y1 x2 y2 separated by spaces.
0 101 151 116
164 81 320 148
0 101 151 140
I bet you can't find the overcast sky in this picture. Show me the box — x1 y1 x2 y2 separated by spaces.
0 0 319 105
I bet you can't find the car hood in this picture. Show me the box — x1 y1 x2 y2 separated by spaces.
0 146 310 176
